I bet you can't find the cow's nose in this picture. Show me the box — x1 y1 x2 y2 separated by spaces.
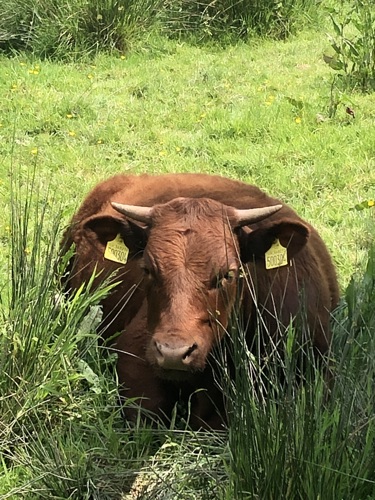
154 341 198 370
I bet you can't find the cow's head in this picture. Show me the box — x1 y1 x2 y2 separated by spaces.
112 197 309 380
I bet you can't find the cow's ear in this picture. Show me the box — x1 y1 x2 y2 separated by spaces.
238 219 310 263
84 215 148 254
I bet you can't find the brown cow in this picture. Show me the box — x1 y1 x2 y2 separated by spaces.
62 173 339 429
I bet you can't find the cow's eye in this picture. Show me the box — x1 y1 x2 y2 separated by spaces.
213 269 236 289
140 254 157 279
140 264 153 278
223 269 236 284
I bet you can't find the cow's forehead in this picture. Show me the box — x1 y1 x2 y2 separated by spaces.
144 198 239 270
146 224 239 273
149 213 236 242
151 197 236 225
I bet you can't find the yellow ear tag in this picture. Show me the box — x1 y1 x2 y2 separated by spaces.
104 234 128 264
265 239 288 270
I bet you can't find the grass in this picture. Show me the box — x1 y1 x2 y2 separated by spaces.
220 302 375 498
0 0 164 59
0 0 323 57
1 21 375 499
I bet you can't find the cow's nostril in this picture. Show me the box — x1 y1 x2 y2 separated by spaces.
183 343 198 360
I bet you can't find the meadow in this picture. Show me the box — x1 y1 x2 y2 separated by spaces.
1 1 375 498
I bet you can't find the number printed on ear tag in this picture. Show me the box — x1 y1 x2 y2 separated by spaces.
104 234 128 264
265 238 288 270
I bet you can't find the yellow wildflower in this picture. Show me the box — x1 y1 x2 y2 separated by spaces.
295 117 302 124
31 148 38 155
68 131 76 137
265 96 275 106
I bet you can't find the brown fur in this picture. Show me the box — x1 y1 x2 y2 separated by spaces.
62 173 339 429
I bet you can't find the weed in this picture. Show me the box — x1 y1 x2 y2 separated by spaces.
325 1 375 92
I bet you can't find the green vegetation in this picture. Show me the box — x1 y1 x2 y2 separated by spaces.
0 0 163 59
222 279 375 498
325 0 375 92
1 1 375 498
0 0 322 59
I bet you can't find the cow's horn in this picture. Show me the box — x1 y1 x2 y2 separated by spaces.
111 202 153 223
234 204 283 226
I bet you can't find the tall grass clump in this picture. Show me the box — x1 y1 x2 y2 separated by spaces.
162 0 323 42
0 0 163 59
218 261 375 498
325 0 375 92
0 166 156 498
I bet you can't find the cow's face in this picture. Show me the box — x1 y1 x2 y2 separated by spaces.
112 197 309 380
140 200 241 379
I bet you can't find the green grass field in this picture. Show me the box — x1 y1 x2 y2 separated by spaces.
1 13 375 499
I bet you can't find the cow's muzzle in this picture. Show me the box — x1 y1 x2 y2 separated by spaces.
153 341 198 371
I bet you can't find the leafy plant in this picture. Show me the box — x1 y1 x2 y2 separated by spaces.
352 199 375 211
325 1 375 92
